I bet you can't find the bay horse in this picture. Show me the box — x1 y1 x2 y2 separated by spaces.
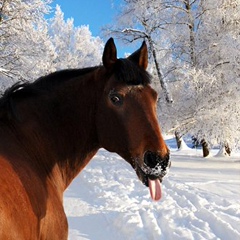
0 38 170 239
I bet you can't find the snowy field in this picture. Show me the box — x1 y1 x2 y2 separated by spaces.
64 138 240 240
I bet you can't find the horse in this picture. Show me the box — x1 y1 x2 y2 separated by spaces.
0 38 170 239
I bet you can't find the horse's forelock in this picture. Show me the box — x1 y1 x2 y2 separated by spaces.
113 59 152 86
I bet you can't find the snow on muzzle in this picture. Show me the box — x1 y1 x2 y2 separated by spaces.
137 151 170 201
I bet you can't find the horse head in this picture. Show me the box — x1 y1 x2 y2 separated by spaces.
96 38 170 201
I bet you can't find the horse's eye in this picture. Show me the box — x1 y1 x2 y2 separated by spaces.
109 94 123 106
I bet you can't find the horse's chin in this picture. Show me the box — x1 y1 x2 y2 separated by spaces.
136 165 163 187
135 164 168 201
123 155 168 201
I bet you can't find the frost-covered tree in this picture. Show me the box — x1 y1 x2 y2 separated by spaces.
0 2 104 91
170 0 240 151
49 5 103 70
0 0 52 85
164 0 240 153
163 67 240 151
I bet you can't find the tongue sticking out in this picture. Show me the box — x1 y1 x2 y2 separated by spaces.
148 178 162 201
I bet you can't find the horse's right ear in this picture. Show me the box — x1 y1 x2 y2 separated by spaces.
102 38 117 70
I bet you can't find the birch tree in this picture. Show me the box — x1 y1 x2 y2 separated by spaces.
163 0 240 152
0 0 52 85
49 5 103 71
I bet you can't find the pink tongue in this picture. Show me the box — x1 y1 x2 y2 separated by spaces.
148 178 162 201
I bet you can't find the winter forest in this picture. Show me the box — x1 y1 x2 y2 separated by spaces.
0 0 239 154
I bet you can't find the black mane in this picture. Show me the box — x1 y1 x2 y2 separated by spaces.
0 67 99 119
34 67 99 88
0 67 99 105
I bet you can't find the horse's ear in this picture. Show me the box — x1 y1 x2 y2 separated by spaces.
102 38 117 69
128 41 148 70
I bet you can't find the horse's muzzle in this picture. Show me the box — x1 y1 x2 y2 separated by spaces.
140 151 171 184
144 151 169 167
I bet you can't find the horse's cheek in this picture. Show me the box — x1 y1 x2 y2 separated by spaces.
96 105 125 153
96 104 113 148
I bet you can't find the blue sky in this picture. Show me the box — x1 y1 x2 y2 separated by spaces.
50 0 135 57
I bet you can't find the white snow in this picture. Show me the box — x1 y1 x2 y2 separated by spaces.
0 67 9 73
64 138 240 240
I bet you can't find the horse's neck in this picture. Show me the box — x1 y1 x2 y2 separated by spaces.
48 74 103 188
12 71 102 190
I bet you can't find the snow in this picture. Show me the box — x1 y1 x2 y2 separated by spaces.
64 138 240 240
0 67 9 73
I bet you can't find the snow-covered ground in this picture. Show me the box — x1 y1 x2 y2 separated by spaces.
64 138 240 240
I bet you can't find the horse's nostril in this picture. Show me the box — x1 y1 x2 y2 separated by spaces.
144 151 159 168
144 151 170 169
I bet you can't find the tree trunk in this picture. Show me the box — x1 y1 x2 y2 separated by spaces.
175 131 182 149
184 0 196 66
224 143 231 156
201 139 210 157
148 38 173 103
